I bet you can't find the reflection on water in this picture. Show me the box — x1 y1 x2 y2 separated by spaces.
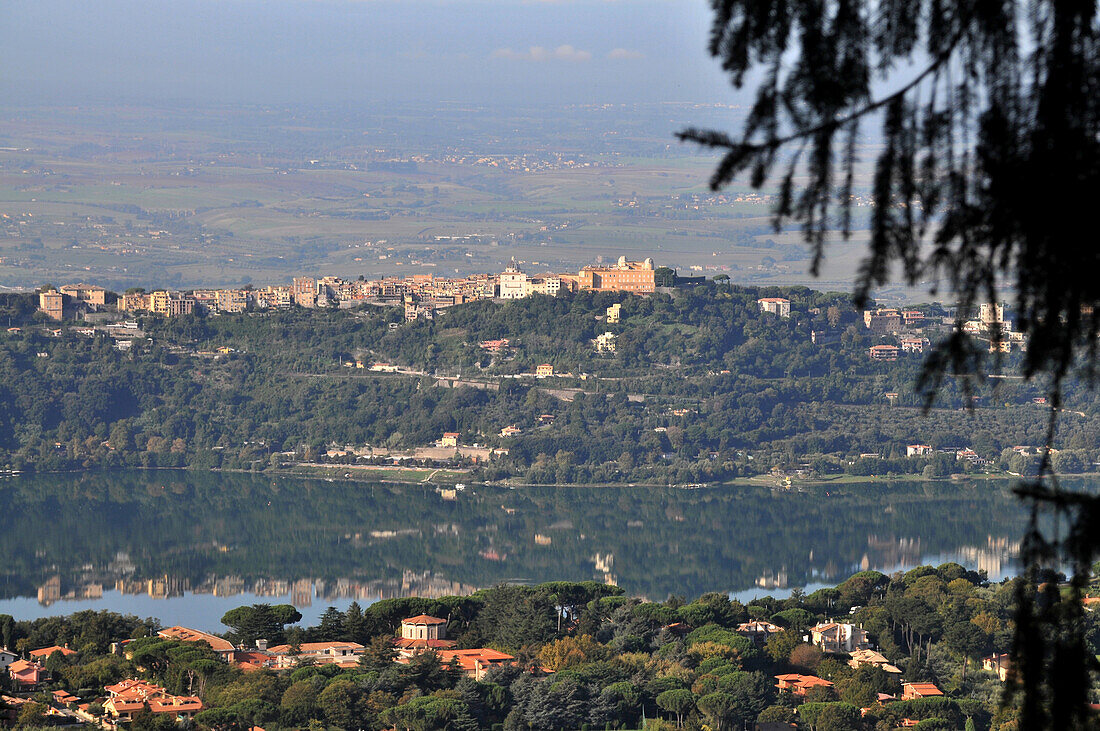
34 569 475 608
0 470 1056 625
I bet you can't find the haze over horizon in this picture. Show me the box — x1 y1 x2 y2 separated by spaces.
2 0 741 108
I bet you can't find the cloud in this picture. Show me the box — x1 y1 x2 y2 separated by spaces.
491 44 593 62
606 48 644 60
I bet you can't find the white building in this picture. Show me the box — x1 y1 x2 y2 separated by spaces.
595 332 617 353
758 297 791 318
498 267 528 299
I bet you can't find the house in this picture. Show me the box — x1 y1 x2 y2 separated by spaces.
901 310 925 326
982 653 1012 682
864 309 902 333
900 337 928 353
437 648 516 681
901 682 944 700
736 621 783 646
8 659 46 688
265 641 365 669
758 297 791 318
441 432 460 448
847 649 902 674
52 689 79 706
479 339 510 353
606 303 622 324
809 622 871 653
158 626 237 662
956 449 980 462
29 645 77 661
535 363 554 377
0 648 17 670
869 344 900 361
500 425 521 438
595 331 617 353
393 614 456 657
231 650 275 671
104 679 203 722
906 444 933 457
60 283 107 306
775 673 833 696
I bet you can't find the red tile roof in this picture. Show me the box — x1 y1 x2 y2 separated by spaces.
148 696 203 713
158 626 235 653
775 674 834 695
402 614 448 625
437 648 515 673
266 641 364 655
30 645 76 658
903 682 944 698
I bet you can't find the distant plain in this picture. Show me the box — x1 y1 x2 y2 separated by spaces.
0 103 925 302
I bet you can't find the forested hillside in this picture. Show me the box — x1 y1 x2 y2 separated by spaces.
2 284 1097 483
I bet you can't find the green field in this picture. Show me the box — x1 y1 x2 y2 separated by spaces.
0 103 905 296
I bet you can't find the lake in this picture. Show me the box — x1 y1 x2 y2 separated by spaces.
0 470 1039 632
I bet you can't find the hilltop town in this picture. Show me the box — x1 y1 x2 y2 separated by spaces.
4 259 1094 485
34 256 665 322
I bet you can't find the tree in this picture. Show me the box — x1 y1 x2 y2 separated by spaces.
816 702 864 731
221 604 301 645
280 679 319 725
697 692 736 730
765 629 800 663
14 702 47 729
655 267 677 287
535 634 610 671
656 688 695 728
684 1 1100 725
318 678 359 729
943 622 989 680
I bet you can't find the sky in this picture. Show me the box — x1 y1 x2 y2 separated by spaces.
1 0 742 107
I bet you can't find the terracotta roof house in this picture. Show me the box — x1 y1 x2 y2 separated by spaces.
902 682 944 700
232 650 275 671
104 679 203 722
810 622 872 653
52 689 79 706
8 659 45 688
158 626 236 662
266 641 365 669
776 673 834 696
736 621 783 646
29 645 77 660
848 648 903 674
437 649 516 681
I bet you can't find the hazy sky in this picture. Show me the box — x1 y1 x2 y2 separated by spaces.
2 0 742 107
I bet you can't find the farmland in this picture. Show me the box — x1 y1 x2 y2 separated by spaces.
0 102 904 297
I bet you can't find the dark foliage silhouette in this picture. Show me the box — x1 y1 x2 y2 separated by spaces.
683 0 1100 724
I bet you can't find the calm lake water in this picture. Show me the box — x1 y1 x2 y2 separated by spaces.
0 470 1044 632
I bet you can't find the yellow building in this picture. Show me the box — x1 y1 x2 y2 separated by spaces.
38 290 64 321
59 283 107 305
118 293 151 313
